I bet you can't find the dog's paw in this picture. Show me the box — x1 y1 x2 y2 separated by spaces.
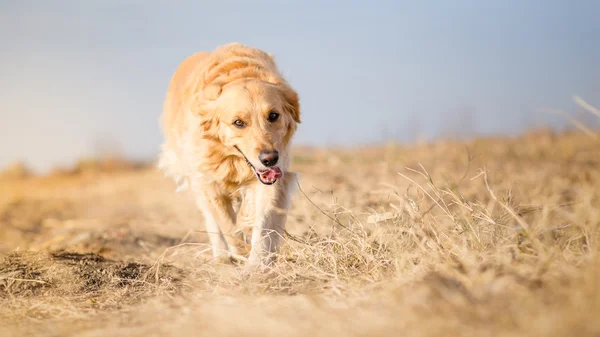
240 263 275 280
229 252 247 266
241 254 279 277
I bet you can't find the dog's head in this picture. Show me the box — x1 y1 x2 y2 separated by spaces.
197 78 300 185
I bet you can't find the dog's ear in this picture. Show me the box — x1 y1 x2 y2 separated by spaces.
186 81 222 116
190 83 222 139
281 86 301 124
203 83 223 101
200 116 215 132
199 113 220 139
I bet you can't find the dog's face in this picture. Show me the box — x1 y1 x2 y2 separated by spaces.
201 79 300 185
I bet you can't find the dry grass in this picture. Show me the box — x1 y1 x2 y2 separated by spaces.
1 127 599 337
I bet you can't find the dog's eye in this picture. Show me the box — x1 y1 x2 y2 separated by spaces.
233 119 246 128
267 111 279 122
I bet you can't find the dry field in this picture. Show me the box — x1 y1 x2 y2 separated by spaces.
1 129 599 337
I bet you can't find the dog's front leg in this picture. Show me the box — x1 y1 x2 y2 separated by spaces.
192 182 239 261
246 173 297 270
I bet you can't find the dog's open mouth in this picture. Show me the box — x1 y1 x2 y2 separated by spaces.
255 167 283 185
234 146 283 185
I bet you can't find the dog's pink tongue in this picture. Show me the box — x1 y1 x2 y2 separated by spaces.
261 167 283 182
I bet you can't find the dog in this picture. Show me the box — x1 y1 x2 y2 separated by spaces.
158 42 301 271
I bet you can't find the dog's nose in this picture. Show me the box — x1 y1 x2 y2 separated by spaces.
259 150 279 167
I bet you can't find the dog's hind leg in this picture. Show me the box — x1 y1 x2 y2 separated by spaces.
246 172 297 271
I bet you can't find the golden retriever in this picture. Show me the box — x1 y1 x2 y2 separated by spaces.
158 42 300 271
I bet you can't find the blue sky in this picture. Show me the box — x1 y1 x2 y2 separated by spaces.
1 1 599 171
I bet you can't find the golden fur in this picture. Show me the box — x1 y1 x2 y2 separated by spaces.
158 42 300 270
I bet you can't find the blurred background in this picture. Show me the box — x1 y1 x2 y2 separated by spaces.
1 0 599 172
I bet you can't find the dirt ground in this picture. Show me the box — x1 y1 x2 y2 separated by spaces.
1 130 599 337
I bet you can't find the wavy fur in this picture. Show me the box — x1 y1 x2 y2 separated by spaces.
158 42 300 270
